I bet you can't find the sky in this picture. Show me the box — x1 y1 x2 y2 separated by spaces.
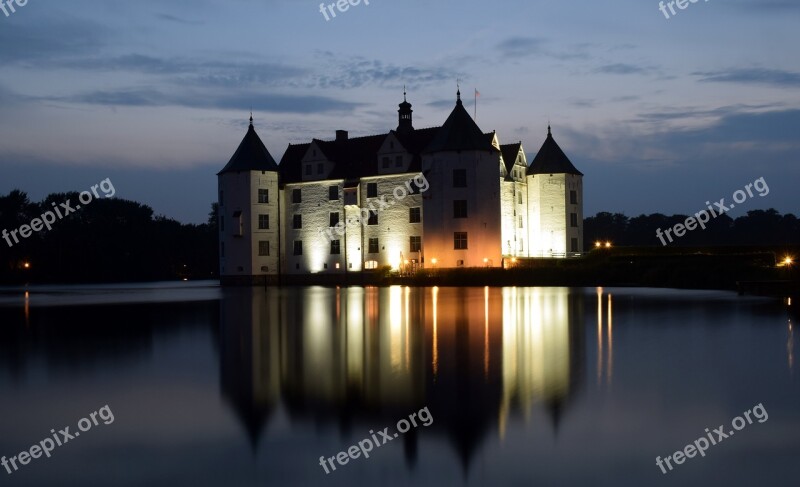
0 0 798 224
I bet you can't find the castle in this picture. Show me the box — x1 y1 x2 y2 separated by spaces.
217 90 583 284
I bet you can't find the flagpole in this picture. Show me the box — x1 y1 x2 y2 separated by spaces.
474 89 477 120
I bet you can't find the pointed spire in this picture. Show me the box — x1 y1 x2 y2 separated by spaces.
547 124 551 136
249 111 253 127
403 85 407 102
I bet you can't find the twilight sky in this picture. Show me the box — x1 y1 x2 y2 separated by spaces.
0 0 798 223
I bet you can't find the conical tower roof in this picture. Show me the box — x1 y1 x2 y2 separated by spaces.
218 117 279 175
527 126 583 176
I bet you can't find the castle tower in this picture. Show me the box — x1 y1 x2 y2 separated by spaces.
217 116 281 284
421 90 503 268
526 126 584 257
397 87 414 134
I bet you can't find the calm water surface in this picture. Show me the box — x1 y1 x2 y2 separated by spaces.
0 282 797 486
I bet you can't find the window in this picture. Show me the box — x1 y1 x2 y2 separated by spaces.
571 238 579 253
453 169 467 188
219 190 224 206
382 157 390 168
453 200 468 219
518 216 523 228
330 212 340 227
305 165 312 176
368 238 379 254
395 155 402 167
258 189 269 204
368 210 378 226
331 240 341 255
518 192 522 204
292 189 301 203
317 163 324 174
409 207 421 223
454 232 468 250
410 236 421 252
329 185 339 200
365 260 378 270
220 216 224 232
570 190 578 205
293 214 302 229
367 182 378 198
570 213 578 228
258 214 269 230
258 241 270 256
232 210 243 236
293 241 303 256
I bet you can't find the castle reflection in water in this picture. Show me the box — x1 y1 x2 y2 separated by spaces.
219 286 598 471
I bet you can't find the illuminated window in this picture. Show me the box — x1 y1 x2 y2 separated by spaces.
454 232 468 250
518 216 523 228
453 200 468 219
409 207 421 223
331 240 341 255
258 189 269 204
365 260 378 270
258 241 269 256
453 169 467 188
368 238 379 254
410 236 421 252
258 214 269 230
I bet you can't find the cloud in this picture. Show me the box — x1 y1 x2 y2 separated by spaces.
595 63 652 75
694 68 800 87
496 37 547 58
50 89 363 114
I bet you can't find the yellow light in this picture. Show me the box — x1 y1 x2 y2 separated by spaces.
431 258 437 265
511 257 517 263
784 257 793 265
595 241 602 248
404 260 409 265
23 262 30 269
483 258 489 263
605 242 612 248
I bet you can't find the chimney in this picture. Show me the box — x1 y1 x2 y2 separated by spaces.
336 130 348 142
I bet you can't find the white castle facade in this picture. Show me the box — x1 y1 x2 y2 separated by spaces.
217 91 583 284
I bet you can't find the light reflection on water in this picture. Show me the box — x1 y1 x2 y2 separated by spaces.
0 284 796 487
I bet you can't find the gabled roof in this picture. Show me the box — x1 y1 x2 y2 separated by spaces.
218 120 279 175
424 93 498 153
500 143 522 175
527 127 583 176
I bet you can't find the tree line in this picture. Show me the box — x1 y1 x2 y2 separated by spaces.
584 209 800 248
0 190 218 284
